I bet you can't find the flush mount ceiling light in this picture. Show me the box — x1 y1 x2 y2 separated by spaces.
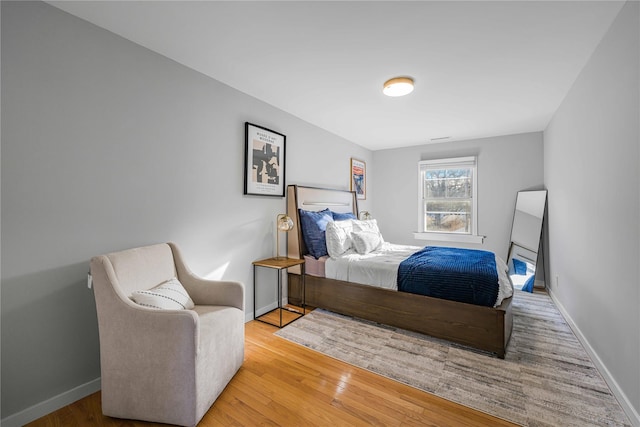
383 77 414 97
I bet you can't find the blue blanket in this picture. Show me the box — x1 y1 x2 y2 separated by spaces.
397 246 499 307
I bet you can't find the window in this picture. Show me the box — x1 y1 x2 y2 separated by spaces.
414 156 482 243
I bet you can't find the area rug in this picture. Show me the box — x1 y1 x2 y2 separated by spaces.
275 291 630 426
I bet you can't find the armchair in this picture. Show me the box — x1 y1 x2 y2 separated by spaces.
89 242 244 426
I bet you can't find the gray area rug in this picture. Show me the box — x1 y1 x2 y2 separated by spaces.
275 291 630 426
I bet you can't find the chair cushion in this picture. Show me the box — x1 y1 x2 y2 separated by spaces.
130 277 195 310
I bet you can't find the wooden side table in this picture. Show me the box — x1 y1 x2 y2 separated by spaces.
253 257 305 328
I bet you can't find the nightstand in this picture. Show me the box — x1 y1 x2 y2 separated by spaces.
253 257 305 328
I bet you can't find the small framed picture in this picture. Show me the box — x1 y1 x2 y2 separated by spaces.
244 122 286 197
350 158 366 200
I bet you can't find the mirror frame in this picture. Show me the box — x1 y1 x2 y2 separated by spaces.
507 190 547 289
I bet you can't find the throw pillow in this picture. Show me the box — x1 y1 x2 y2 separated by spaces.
325 219 355 257
130 277 195 310
331 211 357 221
351 230 382 254
352 219 385 243
298 208 333 259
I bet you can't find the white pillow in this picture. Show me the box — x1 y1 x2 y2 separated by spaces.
352 219 384 243
325 220 355 258
351 230 383 254
130 277 195 310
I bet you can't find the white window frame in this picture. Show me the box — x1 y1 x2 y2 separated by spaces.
414 156 483 244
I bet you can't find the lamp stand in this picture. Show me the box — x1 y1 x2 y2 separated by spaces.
276 230 283 260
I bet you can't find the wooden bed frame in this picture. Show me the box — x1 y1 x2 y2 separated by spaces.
285 185 513 358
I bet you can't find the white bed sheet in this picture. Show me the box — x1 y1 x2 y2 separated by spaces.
324 242 514 307
325 242 420 290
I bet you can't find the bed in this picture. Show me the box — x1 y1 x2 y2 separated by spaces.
285 185 514 358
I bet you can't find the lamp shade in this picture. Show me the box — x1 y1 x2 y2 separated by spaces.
277 214 294 232
359 211 372 220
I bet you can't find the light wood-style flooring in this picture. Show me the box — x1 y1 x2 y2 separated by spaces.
27 318 517 426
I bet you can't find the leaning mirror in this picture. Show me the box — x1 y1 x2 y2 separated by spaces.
507 190 547 292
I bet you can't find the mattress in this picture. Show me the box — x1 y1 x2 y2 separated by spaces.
303 254 328 277
324 242 513 307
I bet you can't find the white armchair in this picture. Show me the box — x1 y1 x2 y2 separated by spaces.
89 242 244 426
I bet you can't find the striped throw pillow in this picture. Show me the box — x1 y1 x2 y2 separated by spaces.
130 277 195 310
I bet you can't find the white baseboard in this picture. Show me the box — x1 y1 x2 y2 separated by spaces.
1 377 101 427
245 300 280 323
548 290 640 427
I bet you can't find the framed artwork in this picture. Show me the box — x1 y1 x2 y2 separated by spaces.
244 122 286 197
350 158 366 200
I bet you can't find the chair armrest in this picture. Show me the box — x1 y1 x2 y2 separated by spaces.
182 278 245 311
169 243 245 311
115 304 200 354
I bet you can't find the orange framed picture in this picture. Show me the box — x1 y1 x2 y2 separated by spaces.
350 158 366 200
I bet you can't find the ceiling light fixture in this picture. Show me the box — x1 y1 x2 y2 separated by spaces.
383 77 414 97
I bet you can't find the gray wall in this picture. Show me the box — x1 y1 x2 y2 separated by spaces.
372 132 544 260
1 1 371 422
544 0 639 420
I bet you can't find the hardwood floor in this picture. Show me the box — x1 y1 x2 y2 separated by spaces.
27 318 517 427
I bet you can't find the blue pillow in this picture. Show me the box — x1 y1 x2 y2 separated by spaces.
331 211 356 221
522 275 535 293
512 258 527 275
298 209 333 259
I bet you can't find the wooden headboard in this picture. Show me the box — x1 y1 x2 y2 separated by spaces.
286 185 358 271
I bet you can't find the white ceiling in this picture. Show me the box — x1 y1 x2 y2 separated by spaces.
48 1 625 151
